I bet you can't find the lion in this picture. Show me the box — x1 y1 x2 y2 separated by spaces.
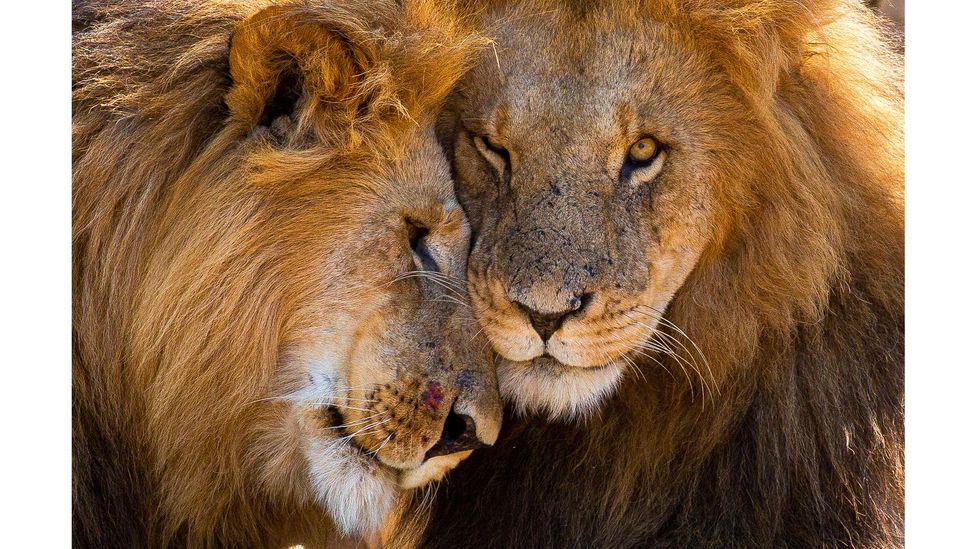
398 0 905 547
72 0 500 546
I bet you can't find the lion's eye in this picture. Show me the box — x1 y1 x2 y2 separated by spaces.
406 219 438 272
627 137 659 165
473 135 511 177
621 136 665 184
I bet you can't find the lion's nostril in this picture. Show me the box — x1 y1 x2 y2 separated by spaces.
516 298 584 342
425 408 485 459
442 411 469 441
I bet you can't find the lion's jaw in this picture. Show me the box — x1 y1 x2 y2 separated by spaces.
475 273 693 421
291 314 498 536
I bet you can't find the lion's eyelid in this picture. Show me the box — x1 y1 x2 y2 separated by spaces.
473 135 510 178
621 151 666 185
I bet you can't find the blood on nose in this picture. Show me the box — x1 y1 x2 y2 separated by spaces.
421 381 444 412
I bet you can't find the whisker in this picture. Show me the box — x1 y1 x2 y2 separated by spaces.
322 413 385 431
433 294 472 309
627 345 676 383
467 324 487 344
622 313 699 399
603 331 649 383
625 308 714 406
392 271 469 301
415 269 469 291
638 305 716 392
368 433 394 457
620 352 647 383
337 417 392 441
650 329 712 399
244 395 375 411
331 404 377 412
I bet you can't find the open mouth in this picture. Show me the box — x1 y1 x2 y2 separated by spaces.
322 404 476 491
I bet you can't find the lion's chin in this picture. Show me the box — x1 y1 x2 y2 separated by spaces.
305 435 399 537
397 451 473 489
305 435 472 536
497 356 624 422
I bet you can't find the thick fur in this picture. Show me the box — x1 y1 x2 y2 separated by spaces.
400 0 904 547
72 1 498 546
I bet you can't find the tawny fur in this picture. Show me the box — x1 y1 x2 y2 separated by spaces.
72 0 494 546
397 1 904 547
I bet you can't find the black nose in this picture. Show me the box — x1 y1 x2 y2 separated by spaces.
516 294 587 341
425 408 486 459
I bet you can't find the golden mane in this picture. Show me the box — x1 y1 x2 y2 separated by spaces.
72 0 485 545
402 0 904 546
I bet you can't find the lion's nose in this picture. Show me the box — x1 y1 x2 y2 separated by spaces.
425 407 486 459
516 294 587 341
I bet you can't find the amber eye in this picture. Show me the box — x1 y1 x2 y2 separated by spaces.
620 136 665 183
627 137 659 164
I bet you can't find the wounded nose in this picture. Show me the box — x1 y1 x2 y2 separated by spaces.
515 294 586 341
425 407 486 459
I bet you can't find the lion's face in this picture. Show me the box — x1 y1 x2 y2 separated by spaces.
148 124 497 538
260 129 501 534
445 5 749 419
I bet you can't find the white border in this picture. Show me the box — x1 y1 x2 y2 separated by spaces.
1 1 974 546
905 0 976 546
0 2 72 546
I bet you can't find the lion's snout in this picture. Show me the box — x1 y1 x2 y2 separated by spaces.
349 368 500 471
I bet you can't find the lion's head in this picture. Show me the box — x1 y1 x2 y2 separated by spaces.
395 1 902 546
72 0 498 544
442 0 902 420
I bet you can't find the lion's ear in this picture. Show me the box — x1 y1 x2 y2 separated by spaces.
225 5 377 143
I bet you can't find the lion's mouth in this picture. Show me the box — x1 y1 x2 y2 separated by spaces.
517 354 620 373
494 353 626 420
321 405 390 463
324 405 454 479
328 414 464 490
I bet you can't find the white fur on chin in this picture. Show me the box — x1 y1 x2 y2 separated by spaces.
305 437 397 537
497 358 624 422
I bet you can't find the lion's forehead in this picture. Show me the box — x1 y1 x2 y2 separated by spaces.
471 21 727 148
